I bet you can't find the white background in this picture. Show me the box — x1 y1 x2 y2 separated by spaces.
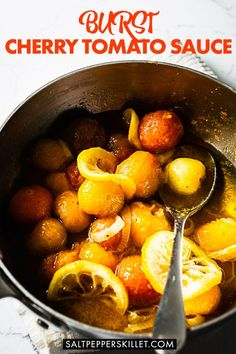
0 0 236 353
0 0 236 125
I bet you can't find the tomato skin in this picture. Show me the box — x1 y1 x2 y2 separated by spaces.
66 161 85 191
78 180 124 217
65 118 105 153
45 172 71 196
31 139 72 171
116 151 162 199
116 255 160 306
27 217 67 256
40 245 80 284
139 110 184 153
130 201 171 247
54 190 91 233
79 241 118 271
9 185 53 224
108 133 134 163
89 216 122 251
91 229 122 251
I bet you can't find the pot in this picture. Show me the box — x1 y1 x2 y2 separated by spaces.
0 61 235 342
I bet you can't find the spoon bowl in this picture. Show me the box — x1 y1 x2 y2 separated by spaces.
159 145 217 215
153 145 217 353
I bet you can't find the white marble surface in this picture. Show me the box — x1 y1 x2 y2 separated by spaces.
0 0 235 353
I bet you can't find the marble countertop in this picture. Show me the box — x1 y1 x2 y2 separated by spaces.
0 0 235 353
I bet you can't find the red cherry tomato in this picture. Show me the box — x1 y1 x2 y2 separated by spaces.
139 110 184 153
116 255 160 306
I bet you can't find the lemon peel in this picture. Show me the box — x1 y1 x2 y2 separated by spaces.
77 147 136 199
123 108 142 150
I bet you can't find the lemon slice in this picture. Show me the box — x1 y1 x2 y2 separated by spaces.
184 218 195 237
123 108 142 150
156 149 175 166
186 315 205 327
208 246 236 262
124 306 157 333
141 231 222 301
221 167 236 219
77 147 136 199
48 260 128 314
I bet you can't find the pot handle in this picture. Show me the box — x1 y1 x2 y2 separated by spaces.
0 260 70 330
0 258 18 298
0 267 17 298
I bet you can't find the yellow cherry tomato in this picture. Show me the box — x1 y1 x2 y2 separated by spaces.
165 158 206 195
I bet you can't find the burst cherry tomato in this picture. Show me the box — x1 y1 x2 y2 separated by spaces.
79 241 118 271
116 255 160 306
65 118 105 153
66 160 85 191
89 216 123 250
139 110 184 153
108 132 134 163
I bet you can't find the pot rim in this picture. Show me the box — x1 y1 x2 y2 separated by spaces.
1 59 235 133
1 257 236 338
0 60 236 337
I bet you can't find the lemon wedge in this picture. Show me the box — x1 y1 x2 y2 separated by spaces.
141 231 222 301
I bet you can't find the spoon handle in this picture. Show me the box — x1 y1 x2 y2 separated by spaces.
153 216 187 354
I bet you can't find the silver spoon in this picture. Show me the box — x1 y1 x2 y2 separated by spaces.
153 145 217 354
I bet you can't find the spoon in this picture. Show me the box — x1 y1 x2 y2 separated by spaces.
153 145 217 353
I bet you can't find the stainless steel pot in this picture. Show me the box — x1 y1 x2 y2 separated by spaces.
0 61 235 341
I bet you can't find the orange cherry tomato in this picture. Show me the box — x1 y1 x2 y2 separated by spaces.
9 185 53 224
40 244 81 284
78 180 124 217
45 172 71 196
54 190 91 233
65 118 105 153
31 139 72 171
79 241 118 271
116 151 163 199
130 201 171 247
27 218 67 256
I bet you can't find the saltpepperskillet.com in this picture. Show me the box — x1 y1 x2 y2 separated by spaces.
63 339 177 350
